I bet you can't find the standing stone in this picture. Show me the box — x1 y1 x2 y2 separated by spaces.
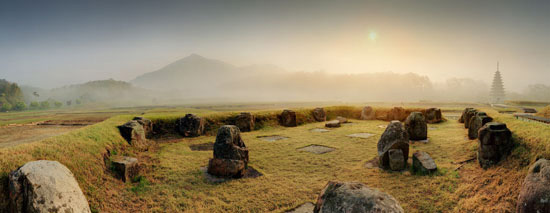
517 159 550 213
325 120 341 128
235 112 255 132
314 181 404 213
404 112 428 141
111 156 139 182
360 106 376 120
133 116 153 136
378 121 409 170
464 109 478 129
424 108 443 124
412 151 437 175
468 113 493 139
388 149 405 171
388 107 408 121
312 108 326 122
477 122 513 169
118 120 149 150
208 125 249 178
8 160 91 213
459 107 474 123
177 114 205 137
279 109 297 127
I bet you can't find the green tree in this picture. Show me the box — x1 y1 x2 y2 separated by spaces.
54 101 62 108
1 102 12 112
30 101 39 109
13 101 27 111
39 101 50 109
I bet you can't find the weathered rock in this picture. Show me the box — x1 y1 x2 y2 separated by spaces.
208 125 249 178
313 181 404 213
279 110 297 127
177 114 205 137
235 112 255 132
388 107 408 121
360 106 376 120
133 116 153 136
477 122 513 169
459 107 474 123
464 109 478 129
325 120 341 128
378 121 409 170
111 156 139 182
118 120 148 150
335 116 348 124
8 160 91 213
312 108 326 122
412 151 437 175
468 113 493 139
388 149 405 171
424 108 443 124
522 108 537 113
404 112 428 141
517 159 550 213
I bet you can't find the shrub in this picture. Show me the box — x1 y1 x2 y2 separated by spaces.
0 102 12 112
54 101 63 108
39 101 50 109
30 101 39 109
13 101 26 111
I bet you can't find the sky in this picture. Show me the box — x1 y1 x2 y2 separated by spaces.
1 0 549 92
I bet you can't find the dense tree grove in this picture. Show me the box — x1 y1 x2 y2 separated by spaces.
0 79 25 111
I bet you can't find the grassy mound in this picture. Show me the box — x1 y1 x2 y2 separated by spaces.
536 106 550 118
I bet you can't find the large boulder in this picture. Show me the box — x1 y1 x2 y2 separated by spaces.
388 107 408 121
208 125 249 178
459 107 474 123
118 120 149 150
279 109 297 127
424 108 443 124
312 108 326 122
468 112 493 139
516 159 550 213
404 112 428 141
235 112 255 132
378 121 409 170
313 181 404 213
133 116 153 136
111 156 139 182
477 122 513 169
412 151 437 175
360 106 376 120
325 120 341 128
8 160 91 213
177 114 205 137
464 109 478 129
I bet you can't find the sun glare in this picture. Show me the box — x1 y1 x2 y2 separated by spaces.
368 31 378 41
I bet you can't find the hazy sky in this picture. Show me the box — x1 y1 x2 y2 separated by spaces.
1 0 549 91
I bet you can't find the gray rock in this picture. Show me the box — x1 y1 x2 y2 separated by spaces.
360 106 376 120
313 181 404 213
335 116 348 124
412 151 437 175
459 107 474 123
279 110 297 127
389 149 405 171
111 156 139 182
118 120 149 150
325 120 341 128
177 114 205 137
208 125 249 178
312 108 326 122
378 121 409 170
424 108 443 124
404 112 428 141
133 116 153 136
464 109 478 129
468 113 493 139
517 159 550 213
8 160 91 213
477 122 513 169
235 112 255 132
522 108 537 113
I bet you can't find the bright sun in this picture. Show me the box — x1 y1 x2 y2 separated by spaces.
368 31 378 41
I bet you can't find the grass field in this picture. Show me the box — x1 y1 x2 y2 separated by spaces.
0 104 549 212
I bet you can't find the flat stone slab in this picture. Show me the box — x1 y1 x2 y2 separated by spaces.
410 138 429 143
310 128 330 133
257 135 288 142
189 142 214 151
297 145 335 154
286 202 315 213
347 133 375 139
201 166 263 183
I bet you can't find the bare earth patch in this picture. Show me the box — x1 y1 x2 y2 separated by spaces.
309 128 330 133
347 133 375 139
257 135 289 142
297 144 336 154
